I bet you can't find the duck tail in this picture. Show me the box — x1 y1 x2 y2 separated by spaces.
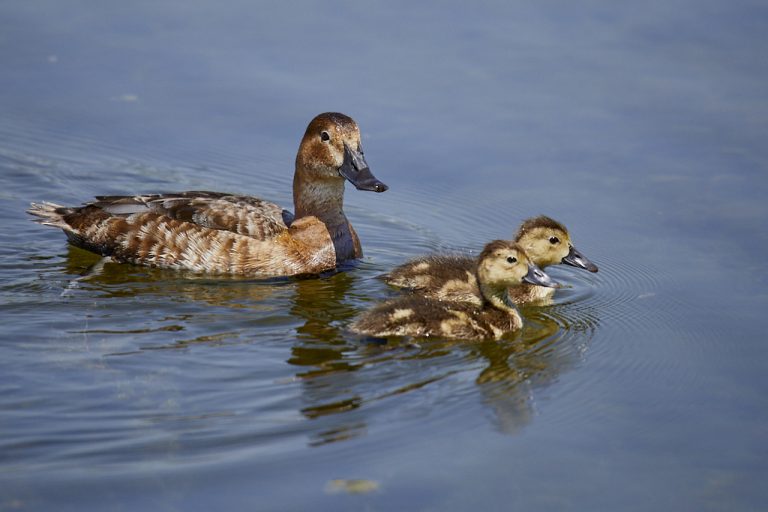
27 202 72 229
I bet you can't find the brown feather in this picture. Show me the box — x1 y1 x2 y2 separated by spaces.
350 295 521 340
27 113 383 277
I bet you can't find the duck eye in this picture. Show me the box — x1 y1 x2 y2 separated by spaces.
506 256 517 263
320 131 330 142
549 236 560 245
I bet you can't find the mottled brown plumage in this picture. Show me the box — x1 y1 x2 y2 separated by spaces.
350 295 521 340
28 113 388 277
351 241 557 341
89 191 292 239
383 216 597 305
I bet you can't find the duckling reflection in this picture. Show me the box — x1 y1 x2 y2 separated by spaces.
471 305 600 434
62 242 601 443
287 268 600 441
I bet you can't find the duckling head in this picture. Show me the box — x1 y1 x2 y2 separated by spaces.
295 112 388 194
476 240 559 296
515 216 598 272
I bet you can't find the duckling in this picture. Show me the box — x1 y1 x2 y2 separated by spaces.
383 216 597 304
28 113 388 277
350 240 558 340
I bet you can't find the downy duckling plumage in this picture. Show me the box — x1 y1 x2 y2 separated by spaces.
28 113 388 277
350 240 558 340
383 216 597 305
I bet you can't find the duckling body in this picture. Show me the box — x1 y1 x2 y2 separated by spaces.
350 294 521 340
351 240 557 341
384 216 597 304
28 113 387 277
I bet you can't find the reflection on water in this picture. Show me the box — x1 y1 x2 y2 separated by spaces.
2 0 767 509
53 243 601 446
285 264 600 443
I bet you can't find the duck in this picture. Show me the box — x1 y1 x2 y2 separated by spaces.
350 240 558 340
383 216 597 305
27 112 388 277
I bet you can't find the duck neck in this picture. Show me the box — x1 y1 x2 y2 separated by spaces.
478 281 517 314
293 174 348 227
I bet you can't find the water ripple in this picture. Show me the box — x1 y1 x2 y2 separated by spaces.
0 107 725 478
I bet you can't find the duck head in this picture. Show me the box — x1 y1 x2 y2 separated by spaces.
515 216 598 273
295 112 388 194
477 240 559 294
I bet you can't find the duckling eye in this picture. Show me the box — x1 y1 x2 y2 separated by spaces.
506 256 517 263
320 131 331 142
549 236 560 245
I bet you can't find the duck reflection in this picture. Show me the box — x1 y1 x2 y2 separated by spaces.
286 271 374 446
286 265 600 443
66 246 373 446
61 244 600 444
59 245 301 349
61 244 298 318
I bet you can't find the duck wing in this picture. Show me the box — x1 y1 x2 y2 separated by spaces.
27 202 334 277
383 254 481 304
90 191 294 240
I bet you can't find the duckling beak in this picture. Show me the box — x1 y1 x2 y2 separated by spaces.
523 263 559 288
339 143 388 193
562 245 598 273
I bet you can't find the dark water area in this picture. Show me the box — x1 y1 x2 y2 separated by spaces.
1 1 767 510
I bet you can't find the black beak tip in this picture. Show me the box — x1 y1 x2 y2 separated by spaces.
563 246 598 273
353 180 388 193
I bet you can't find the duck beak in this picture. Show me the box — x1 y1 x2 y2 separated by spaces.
562 245 598 273
523 263 559 288
339 143 388 193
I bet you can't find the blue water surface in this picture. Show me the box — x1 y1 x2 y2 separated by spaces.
1 1 767 511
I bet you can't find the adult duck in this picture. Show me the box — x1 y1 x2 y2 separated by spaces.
28 112 388 277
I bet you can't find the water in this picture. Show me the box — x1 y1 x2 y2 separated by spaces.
2 1 767 510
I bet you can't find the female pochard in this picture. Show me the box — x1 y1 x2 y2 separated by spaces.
28 113 387 277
